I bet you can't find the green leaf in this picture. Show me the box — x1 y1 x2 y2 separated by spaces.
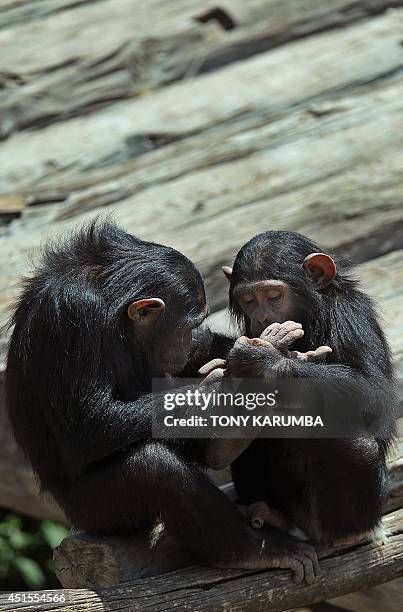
13 556 45 588
40 521 69 549
9 530 36 550
0 516 21 537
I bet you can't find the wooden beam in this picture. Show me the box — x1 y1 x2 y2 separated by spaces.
0 508 401 611
1 1 402 136
1 10 403 324
51 440 403 589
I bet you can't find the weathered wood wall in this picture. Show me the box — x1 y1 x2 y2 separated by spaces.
0 0 403 523
0 1 403 607
1 5 403 324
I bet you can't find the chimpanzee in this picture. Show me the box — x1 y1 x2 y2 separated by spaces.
5 221 318 582
214 230 398 545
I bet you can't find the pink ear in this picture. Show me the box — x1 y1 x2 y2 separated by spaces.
303 253 336 287
222 266 233 283
127 298 165 321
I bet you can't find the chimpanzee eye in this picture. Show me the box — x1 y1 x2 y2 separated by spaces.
242 296 255 305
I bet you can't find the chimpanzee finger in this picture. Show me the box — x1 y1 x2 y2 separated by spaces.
234 336 251 347
248 501 269 529
314 346 332 358
289 350 309 361
288 558 304 585
278 321 303 331
272 322 304 342
299 554 315 585
249 502 289 531
301 543 320 577
304 346 332 361
276 328 304 348
198 358 227 377
200 368 226 386
260 322 281 339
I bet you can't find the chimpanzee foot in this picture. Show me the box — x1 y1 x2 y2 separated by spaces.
246 501 290 531
213 529 319 584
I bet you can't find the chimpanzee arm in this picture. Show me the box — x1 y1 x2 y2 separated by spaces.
53 376 253 473
51 385 202 471
226 337 397 441
179 325 234 377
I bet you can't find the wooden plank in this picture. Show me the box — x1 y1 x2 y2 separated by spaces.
0 195 26 214
1 1 402 136
2 71 403 322
0 508 402 611
1 8 403 182
330 577 403 612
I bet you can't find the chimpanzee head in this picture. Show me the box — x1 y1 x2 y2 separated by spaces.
17 220 207 381
96 221 207 377
223 231 343 338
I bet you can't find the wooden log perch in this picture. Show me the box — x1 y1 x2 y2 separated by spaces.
0 507 401 612
50 440 403 594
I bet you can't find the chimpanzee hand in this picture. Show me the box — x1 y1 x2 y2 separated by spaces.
199 323 306 383
289 346 332 362
260 321 304 350
214 526 319 584
259 321 332 361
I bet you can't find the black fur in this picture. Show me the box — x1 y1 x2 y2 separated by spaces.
6 221 299 567
228 231 398 542
6 222 258 561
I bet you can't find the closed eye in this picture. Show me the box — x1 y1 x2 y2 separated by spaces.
240 296 255 305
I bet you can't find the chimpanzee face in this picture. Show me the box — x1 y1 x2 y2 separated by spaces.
126 298 197 376
232 280 293 337
223 251 337 338
157 326 193 376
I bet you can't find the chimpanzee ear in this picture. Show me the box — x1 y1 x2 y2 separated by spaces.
222 266 233 283
303 253 336 288
127 298 165 323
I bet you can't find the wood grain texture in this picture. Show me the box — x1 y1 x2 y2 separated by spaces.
1 3 403 606
1 9 403 322
0 508 401 611
1 0 402 137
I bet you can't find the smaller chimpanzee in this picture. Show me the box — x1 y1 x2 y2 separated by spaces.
208 231 397 545
6 221 318 583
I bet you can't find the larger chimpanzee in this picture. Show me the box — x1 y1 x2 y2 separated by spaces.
5 221 318 582
215 230 398 545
